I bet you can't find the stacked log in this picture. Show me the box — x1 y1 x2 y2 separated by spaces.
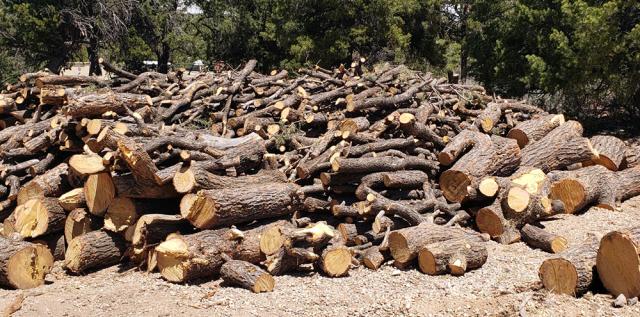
0 59 638 294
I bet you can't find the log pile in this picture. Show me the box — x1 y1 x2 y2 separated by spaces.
0 59 639 295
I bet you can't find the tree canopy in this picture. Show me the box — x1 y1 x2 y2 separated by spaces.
0 0 638 120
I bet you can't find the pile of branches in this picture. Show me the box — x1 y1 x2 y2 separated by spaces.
1 59 639 294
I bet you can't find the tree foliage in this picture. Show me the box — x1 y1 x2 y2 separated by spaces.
1 0 638 121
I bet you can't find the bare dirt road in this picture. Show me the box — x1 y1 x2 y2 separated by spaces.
2 198 640 316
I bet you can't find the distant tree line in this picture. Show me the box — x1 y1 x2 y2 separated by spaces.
0 0 638 121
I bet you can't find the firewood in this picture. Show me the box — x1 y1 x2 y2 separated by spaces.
518 121 596 173
417 234 487 275
439 133 520 202
474 103 502 133
548 165 616 214
69 154 105 175
64 208 102 243
520 224 568 253
33 232 66 261
155 226 263 283
12 197 65 238
582 135 627 171
362 246 387 270
130 214 193 248
182 183 303 229
220 259 275 293
58 188 86 211
64 92 152 118
507 114 565 147
103 197 139 232
173 166 286 193
388 222 480 264
17 163 69 205
332 156 438 174
539 236 599 296
597 227 640 298
0 237 54 289
64 230 128 273
317 243 352 277
84 172 116 216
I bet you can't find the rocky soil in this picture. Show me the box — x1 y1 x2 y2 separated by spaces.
3 198 640 317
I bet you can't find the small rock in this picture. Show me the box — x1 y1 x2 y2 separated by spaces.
628 297 638 306
614 294 627 307
391 269 401 276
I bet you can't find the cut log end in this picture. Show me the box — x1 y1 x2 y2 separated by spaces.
549 179 585 214
596 231 640 298
321 246 351 277
506 187 530 213
3 242 54 289
439 170 471 203
539 258 579 296
173 166 196 193
475 208 503 238
388 231 411 263
259 225 286 256
478 177 499 197
155 237 189 283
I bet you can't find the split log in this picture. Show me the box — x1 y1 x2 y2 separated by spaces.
520 224 568 253
220 259 275 293
64 230 127 273
362 246 387 270
58 188 86 211
84 172 116 216
182 183 303 229
597 227 640 298
0 237 54 289
507 114 565 147
539 236 599 296
130 214 192 248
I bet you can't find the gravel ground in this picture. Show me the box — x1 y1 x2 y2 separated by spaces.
2 198 640 316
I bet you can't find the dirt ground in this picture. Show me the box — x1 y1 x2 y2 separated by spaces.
2 199 640 317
